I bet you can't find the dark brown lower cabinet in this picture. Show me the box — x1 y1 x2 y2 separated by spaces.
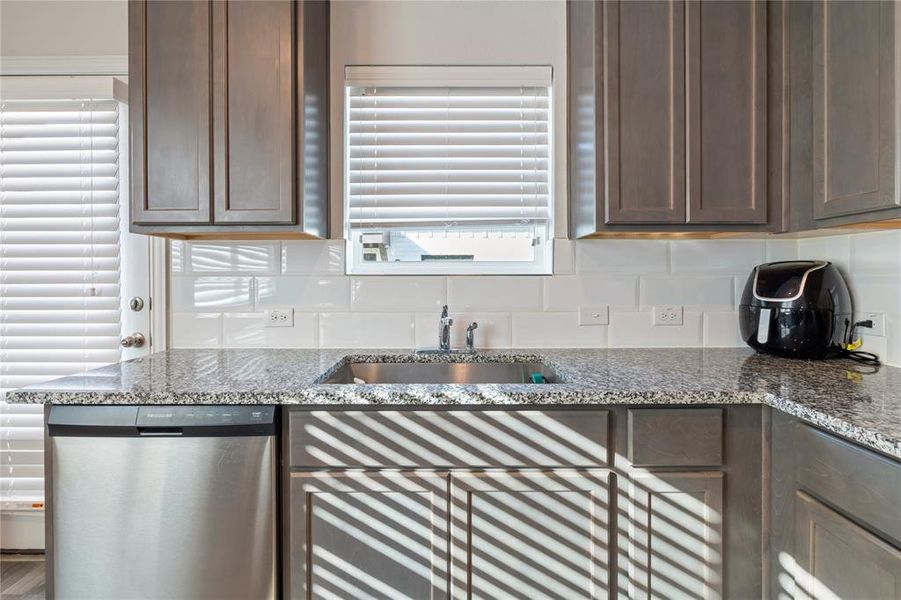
770 409 901 600
794 491 901 600
288 471 450 599
285 407 765 600
620 472 724 600
449 470 612 599
284 408 901 599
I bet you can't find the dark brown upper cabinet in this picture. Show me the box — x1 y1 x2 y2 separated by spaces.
687 0 767 225
603 1 686 226
569 0 779 237
129 0 329 238
129 0 212 226
789 0 900 230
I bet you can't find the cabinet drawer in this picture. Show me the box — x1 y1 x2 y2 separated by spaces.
627 408 723 467
288 409 610 468
796 424 901 544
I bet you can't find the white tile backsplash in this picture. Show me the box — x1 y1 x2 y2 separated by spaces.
447 276 542 311
766 239 799 262
640 275 734 309
608 311 704 348
885 314 901 366
187 242 280 273
847 276 901 314
703 310 745 347
223 313 318 348
543 275 638 311
670 240 765 274
282 240 345 274
511 312 608 347
256 276 350 311
170 312 222 348
798 234 852 275
352 277 446 312
577 240 669 273
849 230 901 277
167 234 901 366
319 313 415 348
171 277 253 311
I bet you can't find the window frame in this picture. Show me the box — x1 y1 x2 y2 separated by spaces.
342 66 555 276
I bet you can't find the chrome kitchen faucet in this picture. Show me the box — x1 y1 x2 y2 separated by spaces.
438 305 453 351
416 306 477 354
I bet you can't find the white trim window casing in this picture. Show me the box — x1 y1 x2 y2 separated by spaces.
344 66 554 275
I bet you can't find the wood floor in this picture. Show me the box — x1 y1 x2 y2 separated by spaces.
0 554 45 600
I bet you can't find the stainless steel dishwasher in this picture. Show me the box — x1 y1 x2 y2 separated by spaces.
47 405 278 600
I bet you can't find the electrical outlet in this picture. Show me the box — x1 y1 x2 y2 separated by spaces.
579 304 609 326
265 308 294 328
854 312 885 337
653 305 683 326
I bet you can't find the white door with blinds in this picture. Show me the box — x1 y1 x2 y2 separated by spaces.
0 79 151 550
344 66 554 274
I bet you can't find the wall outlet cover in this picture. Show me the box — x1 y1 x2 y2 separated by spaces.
579 304 609 326
854 312 885 337
265 308 294 327
653 305 683 326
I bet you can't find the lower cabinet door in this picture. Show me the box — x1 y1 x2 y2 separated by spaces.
794 491 901 600
621 472 724 600
450 470 613 599
289 470 450 599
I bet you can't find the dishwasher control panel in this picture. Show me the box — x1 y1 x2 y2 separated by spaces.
48 405 277 437
137 406 276 427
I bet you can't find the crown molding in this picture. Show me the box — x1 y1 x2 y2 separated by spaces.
0 55 128 76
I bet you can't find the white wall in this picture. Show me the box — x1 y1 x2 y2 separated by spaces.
329 0 567 237
0 0 127 58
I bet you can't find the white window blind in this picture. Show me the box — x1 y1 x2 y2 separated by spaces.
0 98 122 511
345 66 553 274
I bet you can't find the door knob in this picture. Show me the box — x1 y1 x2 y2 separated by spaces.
121 333 146 348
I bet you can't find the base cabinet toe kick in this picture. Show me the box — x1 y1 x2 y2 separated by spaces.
282 407 766 599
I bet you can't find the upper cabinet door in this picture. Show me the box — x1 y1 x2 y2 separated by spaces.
130 0 212 225
604 1 686 225
813 1 899 220
213 0 296 224
687 0 767 224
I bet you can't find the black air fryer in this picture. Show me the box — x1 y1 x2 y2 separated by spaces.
739 261 852 359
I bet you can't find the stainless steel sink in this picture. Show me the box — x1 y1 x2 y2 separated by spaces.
320 361 559 384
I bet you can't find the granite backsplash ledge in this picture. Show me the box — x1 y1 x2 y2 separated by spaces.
6 347 901 459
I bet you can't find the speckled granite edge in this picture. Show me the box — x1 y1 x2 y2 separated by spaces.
764 393 901 459
14 385 899 459
8 387 764 407
6 348 901 460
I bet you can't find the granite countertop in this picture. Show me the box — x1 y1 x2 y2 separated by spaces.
6 347 901 460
